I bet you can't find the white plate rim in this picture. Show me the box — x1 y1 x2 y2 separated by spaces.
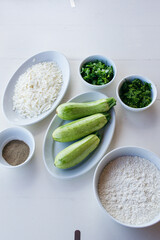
43 91 116 179
2 51 70 126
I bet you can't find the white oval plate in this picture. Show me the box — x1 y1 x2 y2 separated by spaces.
2 51 70 126
43 91 116 179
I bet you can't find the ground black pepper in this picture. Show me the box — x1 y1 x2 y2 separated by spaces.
2 140 30 166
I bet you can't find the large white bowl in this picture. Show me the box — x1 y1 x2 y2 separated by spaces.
93 146 160 228
116 75 157 112
0 127 35 168
2 51 70 126
79 55 117 89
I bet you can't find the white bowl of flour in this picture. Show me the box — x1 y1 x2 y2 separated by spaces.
93 146 160 228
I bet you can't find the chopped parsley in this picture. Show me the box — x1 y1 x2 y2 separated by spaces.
80 60 114 85
120 78 152 108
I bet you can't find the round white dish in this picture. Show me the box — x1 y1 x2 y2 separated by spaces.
93 146 160 228
0 127 35 168
43 91 116 179
2 51 70 126
79 55 117 89
116 75 157 112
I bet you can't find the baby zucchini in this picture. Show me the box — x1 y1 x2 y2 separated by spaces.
56 97 116 120
54 134 100 169
52 113 110 142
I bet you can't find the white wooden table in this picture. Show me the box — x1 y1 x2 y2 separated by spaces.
0 0 160 239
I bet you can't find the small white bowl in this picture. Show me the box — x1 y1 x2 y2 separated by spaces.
116 75 157 112
93 146 160 228
2 51 70 126
0 127 35 168
79 55 117 89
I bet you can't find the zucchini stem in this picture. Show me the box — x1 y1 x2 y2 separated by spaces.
103 112 111 121
107 97 116 109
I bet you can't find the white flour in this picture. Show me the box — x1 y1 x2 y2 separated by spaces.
98 156 160 225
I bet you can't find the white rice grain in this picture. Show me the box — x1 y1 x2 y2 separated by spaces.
13 62 63 118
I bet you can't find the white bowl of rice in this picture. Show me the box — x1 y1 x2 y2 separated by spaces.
93 146 160 228
2 51 70 126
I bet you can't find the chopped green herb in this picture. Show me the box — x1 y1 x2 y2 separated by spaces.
120 78 152 108
80 60 114 85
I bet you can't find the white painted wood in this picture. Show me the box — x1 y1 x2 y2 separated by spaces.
0 0 160 239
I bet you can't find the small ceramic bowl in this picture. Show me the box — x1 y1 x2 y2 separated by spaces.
79 55 117 89
93 146 160 228
0 127 35 168
116 75 157 112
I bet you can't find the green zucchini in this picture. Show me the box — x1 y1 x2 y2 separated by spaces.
54 134 100 169
56 97 116 120
52 113 110 142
